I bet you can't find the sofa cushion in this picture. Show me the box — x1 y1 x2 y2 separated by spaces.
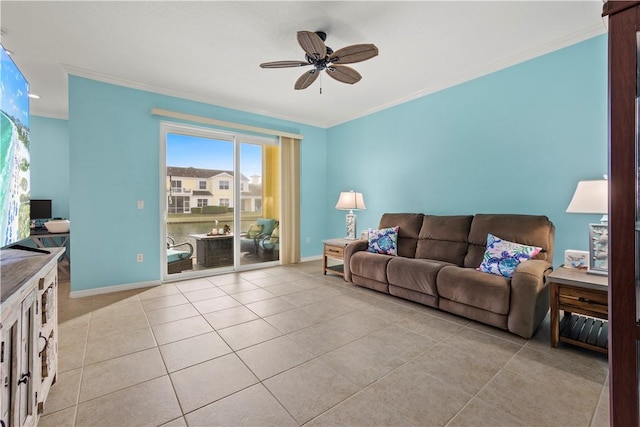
350 251 393 284
478 233 542 278
415 215 473 266
246 223 264 238
387 257 452 297
437 266 511 315
167 248 190 263
268 226 279 244
378 213 424 258
256 218 276 235
368 226 399 255
464 214 554 268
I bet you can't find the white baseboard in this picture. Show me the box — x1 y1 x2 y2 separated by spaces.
69 280 161 298
69 257 322 298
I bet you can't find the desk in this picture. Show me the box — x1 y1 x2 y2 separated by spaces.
549 267 609 354
190 234 233 268
30 229 70 274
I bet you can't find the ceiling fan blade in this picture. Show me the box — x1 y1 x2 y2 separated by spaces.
329 44 379 64
294 69 319 90
260 60 310 69
326 65 362 85
297 31 327 61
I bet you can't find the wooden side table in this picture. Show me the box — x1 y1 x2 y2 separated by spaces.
549 267 609 354
322 238 353 278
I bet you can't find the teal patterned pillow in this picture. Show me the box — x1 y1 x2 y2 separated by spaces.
478 233 542 278
367 226 399 256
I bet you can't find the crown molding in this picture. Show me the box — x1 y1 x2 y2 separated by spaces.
59 25 605 130
31 110 69 120
325 23 607 128
60 64 326 128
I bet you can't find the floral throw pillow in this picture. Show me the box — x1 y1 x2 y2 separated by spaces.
367 226 399 256
478 233 542 278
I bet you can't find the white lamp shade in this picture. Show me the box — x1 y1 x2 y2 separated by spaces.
335 191 366 211
566 180 608 214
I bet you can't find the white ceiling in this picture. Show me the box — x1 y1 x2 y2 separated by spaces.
0 1 606 128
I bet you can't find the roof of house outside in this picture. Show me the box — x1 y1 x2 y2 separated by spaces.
192 190 213 196
167 166 249 181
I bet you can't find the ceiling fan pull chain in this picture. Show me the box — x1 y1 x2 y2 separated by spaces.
319 73 322 95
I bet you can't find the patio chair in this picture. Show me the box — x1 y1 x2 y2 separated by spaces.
167 236 194 273
257 224 279 261
240 218 278 255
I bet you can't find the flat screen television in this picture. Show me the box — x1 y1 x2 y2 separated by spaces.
30 199 52 221
0 43 31 247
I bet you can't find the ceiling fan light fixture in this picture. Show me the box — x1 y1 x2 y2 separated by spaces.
260 30 378 91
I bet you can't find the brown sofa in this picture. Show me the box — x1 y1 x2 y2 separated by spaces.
344 213 555 338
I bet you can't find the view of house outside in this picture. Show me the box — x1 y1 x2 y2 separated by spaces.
166 133 263 247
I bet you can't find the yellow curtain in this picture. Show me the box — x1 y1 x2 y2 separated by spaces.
279 137 300 264
262 145 280 220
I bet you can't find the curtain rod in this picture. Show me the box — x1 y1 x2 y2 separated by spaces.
151 108 304 140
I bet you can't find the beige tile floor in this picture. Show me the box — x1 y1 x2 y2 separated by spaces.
41 261 610 427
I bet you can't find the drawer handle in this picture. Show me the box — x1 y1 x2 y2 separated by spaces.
328 249 340 253
578 297 602 305
39 332 49 356
17 371 30 385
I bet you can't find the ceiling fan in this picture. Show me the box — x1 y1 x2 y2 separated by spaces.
260 31 379 91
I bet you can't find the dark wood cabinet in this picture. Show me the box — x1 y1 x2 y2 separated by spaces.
603 2 640 425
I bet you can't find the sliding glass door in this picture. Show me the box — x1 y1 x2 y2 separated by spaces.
239 141 280 267
161 122 279 279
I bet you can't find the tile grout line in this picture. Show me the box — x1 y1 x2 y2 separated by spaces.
588 374 609 427
49 263 608 426
70 305 91 427
443 340 529 427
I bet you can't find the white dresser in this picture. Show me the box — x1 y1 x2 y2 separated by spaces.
1 248 63 427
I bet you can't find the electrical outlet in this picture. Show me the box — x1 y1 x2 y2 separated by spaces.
136 253 143 263
137 200 144 209
306 237 311 244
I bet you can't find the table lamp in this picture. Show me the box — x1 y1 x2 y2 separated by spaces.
335 190 366 239
566 179 608 275
566 179 608 223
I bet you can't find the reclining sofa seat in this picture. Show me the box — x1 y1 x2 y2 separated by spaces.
344 213 555 338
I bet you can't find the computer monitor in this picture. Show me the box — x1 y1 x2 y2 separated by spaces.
30 199 52 221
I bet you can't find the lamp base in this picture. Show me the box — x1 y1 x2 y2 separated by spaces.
345 211 356 239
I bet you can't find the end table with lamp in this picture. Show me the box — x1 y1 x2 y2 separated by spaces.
558 178 609 353
549 266 608 354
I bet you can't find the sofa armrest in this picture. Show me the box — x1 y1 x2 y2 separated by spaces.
343 240 369 282
508 259 553 338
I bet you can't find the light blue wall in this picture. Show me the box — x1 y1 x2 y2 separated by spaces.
326 35 608 267
30 116 70 219
68 76 327 291
42 33 607 290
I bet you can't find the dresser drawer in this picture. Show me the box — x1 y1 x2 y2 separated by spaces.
558 285 607 316
324 244 344 259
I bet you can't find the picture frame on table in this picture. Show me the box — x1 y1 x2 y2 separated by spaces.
563 250 589 270
588 223 608 275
